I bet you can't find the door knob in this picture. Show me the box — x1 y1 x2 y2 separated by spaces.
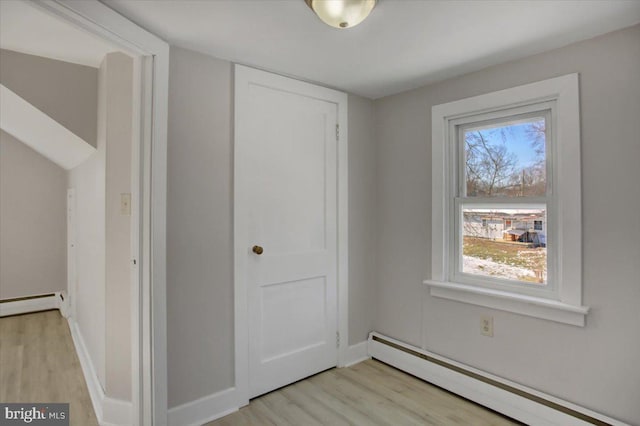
252 245 264 255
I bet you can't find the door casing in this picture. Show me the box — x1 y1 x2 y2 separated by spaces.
66 188 76 319
26 1 169 424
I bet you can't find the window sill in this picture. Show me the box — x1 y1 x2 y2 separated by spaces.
423 280 589 326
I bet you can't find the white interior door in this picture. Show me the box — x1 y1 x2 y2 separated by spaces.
235 66 344 398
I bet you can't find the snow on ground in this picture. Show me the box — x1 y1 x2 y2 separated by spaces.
463 255 537 281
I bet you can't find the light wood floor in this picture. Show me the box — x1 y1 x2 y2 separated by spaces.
209 359 520 426
1 311 519 426
0 310 98 426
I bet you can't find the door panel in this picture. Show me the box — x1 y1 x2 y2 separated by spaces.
260 276 327 361
249 85 330 254
238 72 339 398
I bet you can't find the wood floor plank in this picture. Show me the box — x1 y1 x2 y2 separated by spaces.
260 389 324 426
237 406 277 426
336 362 451 425
350 360 514 425
291 377 379 426
0 311 98 426
361 359 516 425
249 398 291 425
0 344 23 401
279 383 351 426
314 368 428 426
209 358 519 426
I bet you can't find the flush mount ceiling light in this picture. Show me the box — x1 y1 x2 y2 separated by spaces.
305 0 377 29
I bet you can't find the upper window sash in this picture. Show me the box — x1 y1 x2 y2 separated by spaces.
451 104 554 201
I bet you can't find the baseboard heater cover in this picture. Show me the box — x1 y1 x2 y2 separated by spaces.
368 333 626 426
0 293 59 317
0 293 56 304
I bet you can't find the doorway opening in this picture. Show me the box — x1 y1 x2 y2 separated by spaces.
0 1 169 425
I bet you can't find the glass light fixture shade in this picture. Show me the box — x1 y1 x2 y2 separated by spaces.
305 0 377 29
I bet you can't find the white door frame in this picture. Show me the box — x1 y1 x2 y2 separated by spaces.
233 65 349 406
66 188 76 319
30 1 169 425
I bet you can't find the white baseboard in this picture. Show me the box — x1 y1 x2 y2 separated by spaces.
166 342 370 426
0 292 62 317
68 318 133 426
102 396 133 426
168 388 238 426
368 332 627 426
68 318 106 422
344 341 370 367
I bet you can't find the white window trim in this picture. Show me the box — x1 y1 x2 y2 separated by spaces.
425 74 589 326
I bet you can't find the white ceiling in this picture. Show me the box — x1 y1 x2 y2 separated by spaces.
103 0 640 99
0 0 120 68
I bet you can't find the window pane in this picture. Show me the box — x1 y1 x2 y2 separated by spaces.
462 207 547 284
464 117 546 197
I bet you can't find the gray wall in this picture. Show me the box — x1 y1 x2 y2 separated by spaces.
166 46 377 407
68 57 107 387
348 94 376 344
374 24 640 424
0 130 67 299
68 52 134 399
0 49 98 147
0 48 98 303
167 47 234 407
104 52 133 401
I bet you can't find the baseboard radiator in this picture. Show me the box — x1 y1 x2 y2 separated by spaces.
0 293 60 317
368 332 626 426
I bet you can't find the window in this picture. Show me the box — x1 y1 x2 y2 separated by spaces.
458 114 550 289
426 74 588 326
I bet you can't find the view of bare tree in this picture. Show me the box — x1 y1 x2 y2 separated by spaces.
465 120 546 197
526 119 546 158
465 131 517 196
516 119 546 196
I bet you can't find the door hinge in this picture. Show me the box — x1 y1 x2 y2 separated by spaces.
336 124 339 141
336 331 340 348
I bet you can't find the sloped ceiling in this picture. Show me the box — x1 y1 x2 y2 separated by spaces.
0 85 95 170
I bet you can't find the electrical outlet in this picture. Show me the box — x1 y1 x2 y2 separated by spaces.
480 315 494 337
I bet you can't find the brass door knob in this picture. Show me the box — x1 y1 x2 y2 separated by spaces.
252 245 264 255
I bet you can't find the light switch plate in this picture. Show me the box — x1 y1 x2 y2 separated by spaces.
120 193 131 216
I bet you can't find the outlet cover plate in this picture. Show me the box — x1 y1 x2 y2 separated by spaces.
481 315 494 337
